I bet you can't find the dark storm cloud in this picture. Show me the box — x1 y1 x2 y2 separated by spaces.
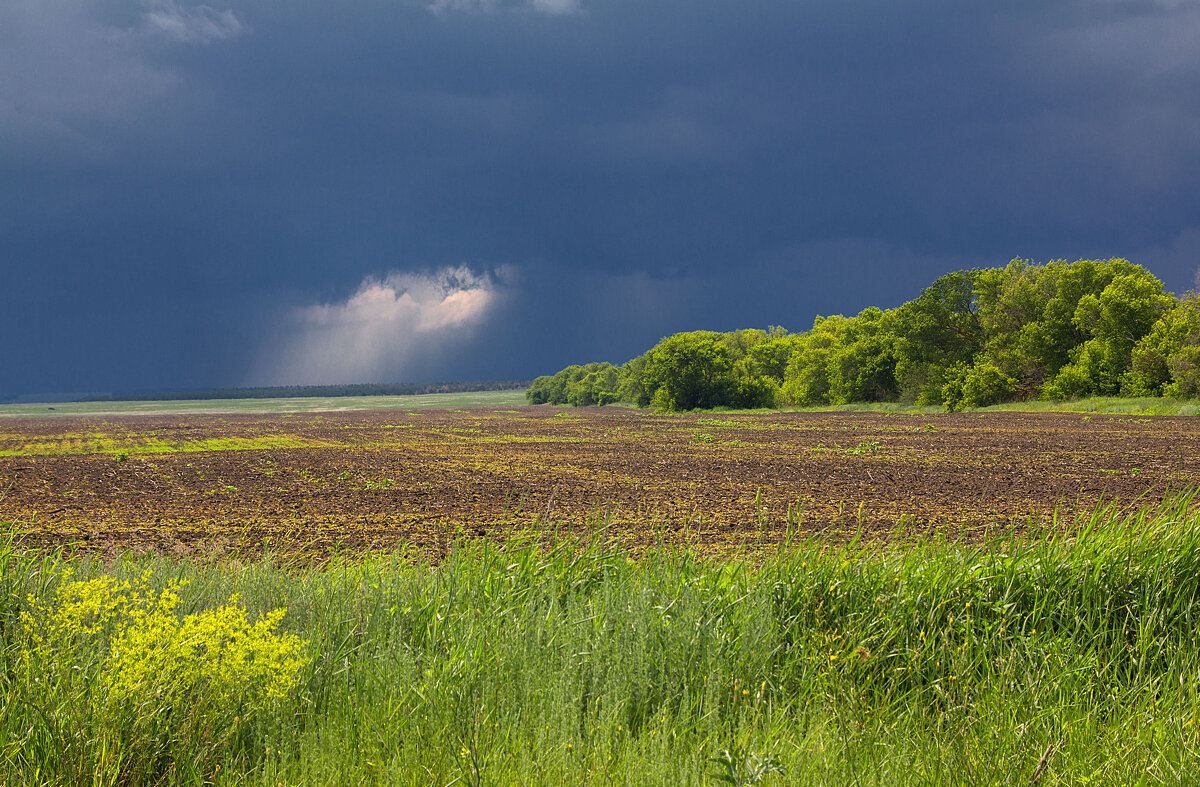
3 0 1200 394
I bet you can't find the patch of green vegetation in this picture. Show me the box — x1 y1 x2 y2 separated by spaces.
971 396 1200 416
0 435 328 457
845 440 883 455
0 389 528 418
9 571 307 785
778 396 1200 417
536 260 1200 414
479 435 590 444
808 441 885 456
1096 468 1145 478
4 494 1200 783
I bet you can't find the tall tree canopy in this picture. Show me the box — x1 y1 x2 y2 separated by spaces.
528 259 1196 411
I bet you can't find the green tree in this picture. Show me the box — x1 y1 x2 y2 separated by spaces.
971 258 1170 401
961 362 1017 408
642 331 735 411
620 354 652 406
1044 268 1173 398
525 375 557 404
824 307 899 405
976 259 1053 339
527 362 625 405
565 363 623 406
745 334 801 383
1127 294 1200 397
780 316 845 406
525 366 580 405
891 269 983 404
726 371 780 409
973 260 1060 396
720 328 771 361
532 257 1183 413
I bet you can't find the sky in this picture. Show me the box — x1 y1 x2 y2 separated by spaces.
3 0 1200 397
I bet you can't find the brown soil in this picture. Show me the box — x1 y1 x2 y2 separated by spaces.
1 407 1196 558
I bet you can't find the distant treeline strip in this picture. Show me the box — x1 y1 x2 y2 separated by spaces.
530 257 1200 411
77 380 532 403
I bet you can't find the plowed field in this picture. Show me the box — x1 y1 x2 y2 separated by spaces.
2 407 1197 557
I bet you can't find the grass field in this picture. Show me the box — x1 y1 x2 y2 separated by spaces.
0 389 528 418
820 396 1200 417
3 494 1200 785
6 391 1199 419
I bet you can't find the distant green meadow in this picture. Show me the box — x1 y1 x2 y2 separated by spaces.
5 388 1200 420
0 389 527 418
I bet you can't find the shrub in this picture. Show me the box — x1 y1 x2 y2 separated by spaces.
13 573 309 785
959 361 1017 407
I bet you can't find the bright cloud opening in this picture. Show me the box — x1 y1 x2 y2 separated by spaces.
257 266 510 386
140 0 247 44
427 0 581 16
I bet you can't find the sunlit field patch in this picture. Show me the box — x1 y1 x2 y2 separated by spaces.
0 433 329 457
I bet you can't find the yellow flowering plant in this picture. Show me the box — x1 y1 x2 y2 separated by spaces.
16 572 309 785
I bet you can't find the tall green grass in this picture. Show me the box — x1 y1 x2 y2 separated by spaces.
670 395 1200 417
823 396 1200 416
3 495 1200 785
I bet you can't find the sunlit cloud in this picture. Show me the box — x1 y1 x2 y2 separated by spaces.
256 266 512 385
427 0 581 16
529 0 581 15
140 0 247 44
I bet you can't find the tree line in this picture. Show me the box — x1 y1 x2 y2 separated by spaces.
528 258 1200 411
